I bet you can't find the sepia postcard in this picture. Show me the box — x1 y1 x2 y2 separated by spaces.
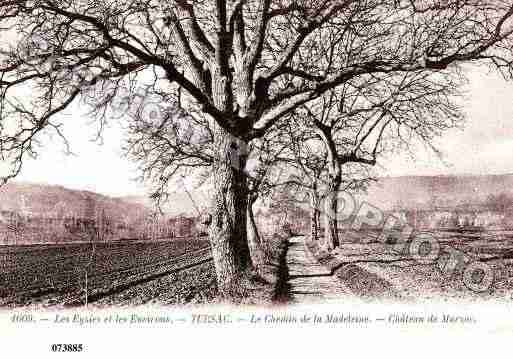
1 1 513 357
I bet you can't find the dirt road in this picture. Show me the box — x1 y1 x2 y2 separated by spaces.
281 236 353 304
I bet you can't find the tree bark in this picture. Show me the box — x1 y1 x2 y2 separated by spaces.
208 126 253 294
324 174 342 250
309 192 320 241
246 194 266 268
315 124 343 251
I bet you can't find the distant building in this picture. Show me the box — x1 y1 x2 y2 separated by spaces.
388 207 505 230
168 215 195 238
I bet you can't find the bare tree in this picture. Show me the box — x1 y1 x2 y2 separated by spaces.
80 194 103 306
244 129 294 266
277 123 373 246
6 211 24 245
2 1 513 292
95 207 111 242
282 130 329 242
291 68 464 250
125 96 285 269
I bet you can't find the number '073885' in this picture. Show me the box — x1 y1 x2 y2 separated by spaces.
50 344 84 352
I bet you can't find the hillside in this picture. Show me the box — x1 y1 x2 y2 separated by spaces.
358 174 513 210
0 182 159 244
0 182 151 221
2 174 513 244
4 174 513 217
120 192 207 217
122 174 513 217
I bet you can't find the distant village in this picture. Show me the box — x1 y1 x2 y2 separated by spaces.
389 193 513 230
0 207 202 245
0 203 310 246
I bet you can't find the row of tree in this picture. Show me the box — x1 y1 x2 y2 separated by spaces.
0 206 196 245
2 1 513 295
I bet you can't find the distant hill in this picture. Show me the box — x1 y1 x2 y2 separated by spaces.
0 182 201 245
4 174 513 217
2 174 513 244
358 174 513 210
122 174 513 215
0 182 151 222
120 191 208 217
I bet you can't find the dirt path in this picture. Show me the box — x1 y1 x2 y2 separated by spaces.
281 236 352 304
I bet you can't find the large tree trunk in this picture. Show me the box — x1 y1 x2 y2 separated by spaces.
208 127 252 294
324 174 342 251
314 125 343 251
247 195 266 268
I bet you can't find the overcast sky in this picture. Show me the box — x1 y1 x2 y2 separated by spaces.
7 67 513 197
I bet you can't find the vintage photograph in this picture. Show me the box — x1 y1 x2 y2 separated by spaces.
1 0 513 313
